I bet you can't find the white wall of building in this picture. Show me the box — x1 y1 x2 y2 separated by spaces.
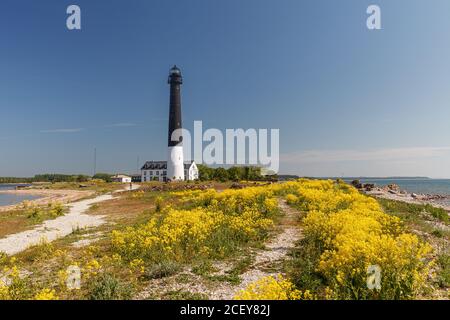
167 146 184 181
112 176 132 183
141 162 198 182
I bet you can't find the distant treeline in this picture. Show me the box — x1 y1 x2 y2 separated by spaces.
0 173 107 183
197 165 276 182
0 168 283 184
0 177 33 183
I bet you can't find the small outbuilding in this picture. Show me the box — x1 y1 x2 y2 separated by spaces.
111 174 132 183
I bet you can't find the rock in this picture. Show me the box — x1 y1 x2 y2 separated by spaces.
351 180 363 189
387 184 400 192
230 182 244 189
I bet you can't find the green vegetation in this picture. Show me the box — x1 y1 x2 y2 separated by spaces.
436 254 450 288
40 181 122 193
286 238 325 294
145 261 182 279
88 273 134 300
0 177 32 183
377 197 449 296
1 180 446 300
378 198 449 223
92 173 113 182
0 174 91 184
0 202 68 238
25 202 65 222
197 165 268 182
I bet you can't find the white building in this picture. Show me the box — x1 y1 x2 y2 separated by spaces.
111 174 132 183
141 160 198 182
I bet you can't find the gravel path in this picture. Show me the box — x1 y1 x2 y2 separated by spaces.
137 199 302 300
209 199 302 299
0 185 139 255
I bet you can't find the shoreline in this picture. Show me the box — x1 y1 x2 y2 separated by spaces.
0 184 139 255
364 186 450 212
0 189 95 212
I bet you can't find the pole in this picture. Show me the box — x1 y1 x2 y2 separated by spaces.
94 147 97 176
137 155 140 175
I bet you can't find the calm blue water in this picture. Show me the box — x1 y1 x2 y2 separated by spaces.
0 184 41 207
344 178 450 196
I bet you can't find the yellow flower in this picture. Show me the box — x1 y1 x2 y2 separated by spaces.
234 275 312 300
34 288 59 300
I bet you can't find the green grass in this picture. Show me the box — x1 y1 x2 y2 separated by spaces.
286 237 326 294
205 255 254 285
33 181 124 194
88 273 134 300
436 254 450 288
145 261 182 279
377 198 449 223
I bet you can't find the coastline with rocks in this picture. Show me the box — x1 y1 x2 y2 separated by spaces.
351 180 450 212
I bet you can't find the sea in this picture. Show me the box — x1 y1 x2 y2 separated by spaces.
342 178 450 196
0 184 41 207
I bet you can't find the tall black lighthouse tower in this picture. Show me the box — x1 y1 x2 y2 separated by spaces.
167 65 184 181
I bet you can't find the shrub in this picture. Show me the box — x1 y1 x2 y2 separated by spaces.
49 202 64 217
287 238 325 293
146 261 181 279
285 194 298 205
155 196 163 212
87 273 133 300
278 179 433 299
437 254 450 288
111 187 278 263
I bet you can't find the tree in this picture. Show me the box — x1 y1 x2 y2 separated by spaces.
213 167 228 182
227 167 242 182
92 173 112 182
198 164 214 181
197 165 264 182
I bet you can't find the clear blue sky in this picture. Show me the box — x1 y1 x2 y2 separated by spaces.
1 0 450 177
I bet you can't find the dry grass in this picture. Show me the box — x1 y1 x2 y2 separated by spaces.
0 204 67 238
0 209 33 238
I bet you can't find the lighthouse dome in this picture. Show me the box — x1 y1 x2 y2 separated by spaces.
170 65 181 75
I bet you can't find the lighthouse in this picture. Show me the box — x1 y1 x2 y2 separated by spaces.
167 65 184 181
140 66 199 183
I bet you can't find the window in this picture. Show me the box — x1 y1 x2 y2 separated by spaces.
149 171 153 176
156 171 159 176
163 171 167 175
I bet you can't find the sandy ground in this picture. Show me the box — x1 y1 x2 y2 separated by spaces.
0 189 94 212
136 199 302 300
0 185 139 255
